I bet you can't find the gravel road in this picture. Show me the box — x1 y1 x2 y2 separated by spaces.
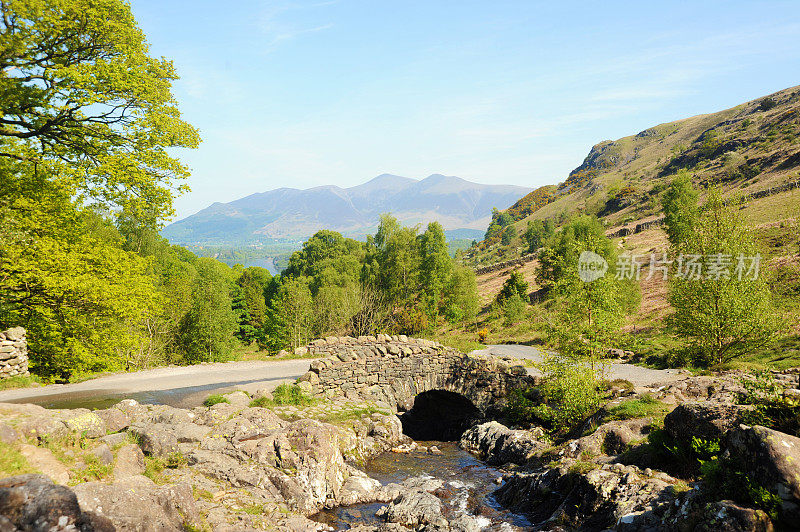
469 344 685 387
0 359 311 409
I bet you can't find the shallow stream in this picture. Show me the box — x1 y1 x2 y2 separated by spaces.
313 441 531 530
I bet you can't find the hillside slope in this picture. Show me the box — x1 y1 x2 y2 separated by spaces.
164 174 531 245
470 85 800 265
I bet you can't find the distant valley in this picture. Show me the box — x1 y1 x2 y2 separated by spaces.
162 174 531 245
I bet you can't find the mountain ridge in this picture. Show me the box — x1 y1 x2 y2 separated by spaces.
468 84 800 265
164 174 532 244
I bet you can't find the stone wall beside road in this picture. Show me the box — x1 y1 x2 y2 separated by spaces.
0 327 29 380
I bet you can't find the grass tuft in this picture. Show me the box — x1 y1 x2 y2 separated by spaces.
606 394 671 421
203 394 230 407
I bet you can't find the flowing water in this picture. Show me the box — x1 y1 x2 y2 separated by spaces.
313 441 531 530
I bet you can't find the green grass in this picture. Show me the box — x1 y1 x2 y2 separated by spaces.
203 394 230 407
0 374 41 391
249 383 316 408
724 334 800 371
143 453 185 483
0 441 36 476
568 460 597 474
318 405 390 424
69 452 113 484
606 394 671 422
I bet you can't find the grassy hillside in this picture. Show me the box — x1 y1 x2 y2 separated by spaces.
441 86 800 369
466 85 800 266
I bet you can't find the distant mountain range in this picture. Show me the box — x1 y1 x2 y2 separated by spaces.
163 174 532 244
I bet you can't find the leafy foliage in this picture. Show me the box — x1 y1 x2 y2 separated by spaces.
0 0 200 377
529 356 603 435
737 371 800 436
606 394 669 421
523 219 555 254
663 180 779 365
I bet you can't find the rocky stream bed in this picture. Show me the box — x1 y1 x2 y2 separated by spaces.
1 364 800 531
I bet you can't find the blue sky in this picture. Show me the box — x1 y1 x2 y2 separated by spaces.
129 1 800 220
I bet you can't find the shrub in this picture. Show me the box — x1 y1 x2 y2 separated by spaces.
759 97 778 111
502 293 526 325
477 328 488 343
496 271 529 304
504 387 539 426
531 357 603 435
568 460 596 474
203 394 229 407
600 378 635 395
702 457 782 521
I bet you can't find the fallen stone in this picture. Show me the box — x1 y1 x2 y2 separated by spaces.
113 443 146 479
90 443 114 466
63 411 107 438
664 402 746 443
94 407 130 433
460 421 545 465
127 423 179 458
222 390 251 408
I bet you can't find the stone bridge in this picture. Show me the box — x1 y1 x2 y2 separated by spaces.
296 335 533 418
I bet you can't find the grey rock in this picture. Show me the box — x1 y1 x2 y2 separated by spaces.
127 423 179 458
726 424 800 522
113 443 146 479
664 402 747 443
94 407 130 433
0 474 114 532
90 443 114 466
460 421 545 465
0 422 20 444
376 489 447 529
74 475 201 531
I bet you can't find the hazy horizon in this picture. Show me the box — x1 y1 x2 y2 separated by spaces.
129 1 800 220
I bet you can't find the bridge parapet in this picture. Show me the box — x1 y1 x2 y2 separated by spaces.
297 335 534 414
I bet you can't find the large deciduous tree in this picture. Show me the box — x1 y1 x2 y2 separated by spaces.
0 0 199 219
0 0 199 376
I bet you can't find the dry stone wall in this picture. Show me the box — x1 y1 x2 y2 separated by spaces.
0 327 29 379
296 335 533 415
473 253 537 275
